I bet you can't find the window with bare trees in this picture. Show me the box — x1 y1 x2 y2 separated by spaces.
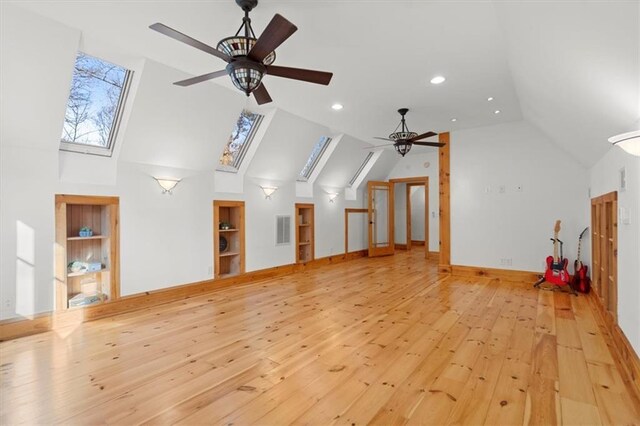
60 52 132 156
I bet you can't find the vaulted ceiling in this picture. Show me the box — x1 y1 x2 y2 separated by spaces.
11 0 640 167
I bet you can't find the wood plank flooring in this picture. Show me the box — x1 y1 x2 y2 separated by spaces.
1 249 638 425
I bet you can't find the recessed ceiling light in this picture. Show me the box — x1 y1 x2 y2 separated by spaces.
430 76 446 85
451 118 457 122
331 103 343 110
494 110 501 114
487 97 494 101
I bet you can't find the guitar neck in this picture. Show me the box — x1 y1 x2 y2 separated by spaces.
553 232 559 261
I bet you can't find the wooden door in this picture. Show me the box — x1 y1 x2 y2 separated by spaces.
368 181 394 257
591 191 617 321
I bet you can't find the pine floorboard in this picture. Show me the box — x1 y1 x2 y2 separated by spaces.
1 249 638 425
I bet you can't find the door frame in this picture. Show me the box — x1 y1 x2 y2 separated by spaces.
367 181 395 257
344 208 368 254
390 177 429 259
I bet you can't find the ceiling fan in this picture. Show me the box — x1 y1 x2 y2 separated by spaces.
149 0 333 105
373 108 444 157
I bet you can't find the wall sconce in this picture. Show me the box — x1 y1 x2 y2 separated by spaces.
328 193 339 203
260 186 278 199
609 130 640 156
155 178 180 194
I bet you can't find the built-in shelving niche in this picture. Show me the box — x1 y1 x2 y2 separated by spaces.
55 195 120 310
214 200 245 278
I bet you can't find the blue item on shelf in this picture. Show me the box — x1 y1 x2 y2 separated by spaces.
87 262 102 272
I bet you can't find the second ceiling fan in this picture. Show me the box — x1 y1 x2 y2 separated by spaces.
150 0 333 105
374 108 445 157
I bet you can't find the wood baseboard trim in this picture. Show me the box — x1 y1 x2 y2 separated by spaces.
450 264 539 282
438 264 452 273
0 250 368 341
395 244 407 250
587 291 640 402
428 251 439 260
410 240 425 246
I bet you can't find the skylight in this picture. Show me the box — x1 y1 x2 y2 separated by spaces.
60 52 132 156
218 109 264 171
298 136 332 181
349 152 374 187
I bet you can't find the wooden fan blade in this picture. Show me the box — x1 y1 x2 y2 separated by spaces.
253 83 272 105
408 131 438 142
412 141 445 147
173 70 227 87
373 137 393 141
248 14 297 63
266 65 333 85
149 23 231 63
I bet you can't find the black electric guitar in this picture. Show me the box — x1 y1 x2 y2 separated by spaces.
572 227 591 293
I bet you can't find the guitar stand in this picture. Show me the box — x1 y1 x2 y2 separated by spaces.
533 275 577 295
533 238 578 296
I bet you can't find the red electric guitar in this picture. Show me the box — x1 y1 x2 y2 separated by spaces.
534 220 574 293
571 227 591 293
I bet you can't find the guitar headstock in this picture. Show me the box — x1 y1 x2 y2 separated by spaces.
579 226 589 239
554 220 561 235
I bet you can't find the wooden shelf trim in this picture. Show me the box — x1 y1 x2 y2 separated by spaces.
67 268 109 278
67 235 109 241
219 252 240 258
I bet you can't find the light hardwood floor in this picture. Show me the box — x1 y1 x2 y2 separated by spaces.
1 249 639 425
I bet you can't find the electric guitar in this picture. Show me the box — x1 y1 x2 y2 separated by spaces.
572 227 591 293
543 220 571 286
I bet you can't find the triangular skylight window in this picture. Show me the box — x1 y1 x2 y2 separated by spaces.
218 109 264 171
60 52 133 156
349 152 374 187
298 136 332 181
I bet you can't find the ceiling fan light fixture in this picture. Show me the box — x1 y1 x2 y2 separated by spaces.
389 131 418 141
226 60 266 95
394 141 412 157
216 36 276 65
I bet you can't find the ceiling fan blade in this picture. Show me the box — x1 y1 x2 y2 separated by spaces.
365 144 394 148
248 14 297 63
253 83 272 105
149 23 231 63
173 70 228 87
373 137 393 142
266 65 333 85
408 131 438 142
412 142 445 147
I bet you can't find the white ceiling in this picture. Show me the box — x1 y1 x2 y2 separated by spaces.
11 0 640 167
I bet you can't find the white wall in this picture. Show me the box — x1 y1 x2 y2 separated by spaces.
0 5 367 321
589 148 640 353
387 151 440 251
450 121 589 271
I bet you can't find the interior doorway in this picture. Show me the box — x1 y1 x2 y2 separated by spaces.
406 182 428 251
390 177 429 259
